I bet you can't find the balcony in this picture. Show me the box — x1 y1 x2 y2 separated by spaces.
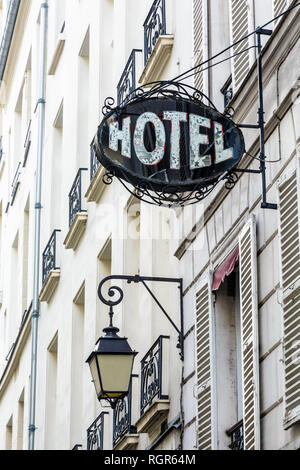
113 375 139 450
136 336 170 437
23 120 32 167
117 49 142 106
85 144 106 203
139 0 174 85
226 420 244 450
64 168 88 250
87 412 109 450
40 230 61 303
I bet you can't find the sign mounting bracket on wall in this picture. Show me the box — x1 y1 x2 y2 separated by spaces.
235 27 278 210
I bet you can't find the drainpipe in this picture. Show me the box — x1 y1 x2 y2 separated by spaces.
28 0 48 451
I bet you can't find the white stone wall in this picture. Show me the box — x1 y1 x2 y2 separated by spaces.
0 0 193 450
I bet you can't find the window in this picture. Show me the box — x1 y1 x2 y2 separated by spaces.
77 28 90 168
229 0 255 92
278 163 300 429
5 416 13 450
17 390 25 450
45 333 58 450
70 283 85 447
214 267 243 449
195 216 260 450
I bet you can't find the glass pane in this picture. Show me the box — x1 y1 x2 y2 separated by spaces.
89 355 101 396
97 354 134 395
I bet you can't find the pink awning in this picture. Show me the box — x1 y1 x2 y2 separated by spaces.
212 245 239 291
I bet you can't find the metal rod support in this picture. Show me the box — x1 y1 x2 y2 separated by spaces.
98 275 184 360
256 28 278 210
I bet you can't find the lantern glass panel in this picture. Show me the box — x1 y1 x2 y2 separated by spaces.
89 354 101 397
97 353 134 396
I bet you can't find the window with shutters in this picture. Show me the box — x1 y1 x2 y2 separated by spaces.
238 215 260 450
273 0 292 21
229 0 255 93
214 267 244 450
193 0 208 95
278 165 300 429
195 275 217 450
195 216 260 450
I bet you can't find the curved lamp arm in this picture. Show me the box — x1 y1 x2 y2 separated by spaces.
98 275 184 360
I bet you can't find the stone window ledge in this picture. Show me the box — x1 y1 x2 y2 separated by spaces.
139 35 174 86
85 165 106 203
64 212 88 250
48 32 65 75
39 270 60 303
114 434 140 451
136 399 170 435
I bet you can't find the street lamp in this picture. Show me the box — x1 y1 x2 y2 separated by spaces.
87 274 184 409
86 304 137 409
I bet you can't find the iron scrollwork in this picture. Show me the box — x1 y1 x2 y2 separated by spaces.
144 0 167 65
113 377 137 447
227 420 244 450
140 335 169 416
90 143 100 181
68 168 88 227
87 412 109 451
42 230 61 284
117 49 142 107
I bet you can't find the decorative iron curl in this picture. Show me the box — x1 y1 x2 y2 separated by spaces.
98 278 124 307
102 170 115 185
102 97 116 116
223 171 239 190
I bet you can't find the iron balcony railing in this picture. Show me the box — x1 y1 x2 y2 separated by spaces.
226 420 244 450
87 412 109 451
23 119 32 167
90 144 100 181
42 230 61 285
117 49 142 106
11 162 21 205
140 335 169 416
113 375 138 448
143 0 166 66
68 168 88 227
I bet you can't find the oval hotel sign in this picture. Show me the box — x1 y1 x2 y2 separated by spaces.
94 97 245 193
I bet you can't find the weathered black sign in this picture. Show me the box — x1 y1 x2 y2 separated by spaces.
94 96 244 194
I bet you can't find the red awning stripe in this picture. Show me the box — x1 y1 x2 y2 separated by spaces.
212 245 239 291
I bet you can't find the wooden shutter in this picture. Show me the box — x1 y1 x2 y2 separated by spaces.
230 0 255 92
195 274 217 450
193 0 208 94
274 0 291 18
278 160 300 429
238 215 260 450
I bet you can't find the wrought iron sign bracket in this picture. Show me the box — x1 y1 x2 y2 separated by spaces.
94 28 279 209
236 28 277 210
98 275 184 361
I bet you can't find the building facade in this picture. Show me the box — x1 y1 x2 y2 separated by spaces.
0 0 299 451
